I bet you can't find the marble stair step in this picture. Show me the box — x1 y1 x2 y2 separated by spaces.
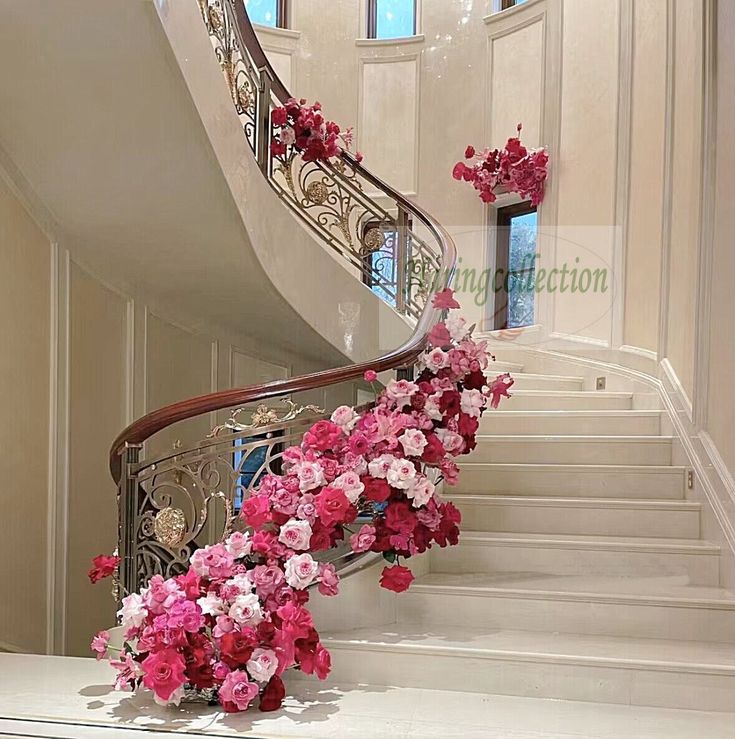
499 390 633 411
323 624 735 711
479 410 663 436
455 463 686 498
398 572 735 643
429 531 720 584
471 435 672 465
447 495 700 538
488 373 585 391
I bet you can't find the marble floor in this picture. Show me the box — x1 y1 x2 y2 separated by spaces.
1 654 734 738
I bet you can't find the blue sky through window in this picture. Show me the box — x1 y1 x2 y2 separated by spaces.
375 0 416 39
244 0 278 27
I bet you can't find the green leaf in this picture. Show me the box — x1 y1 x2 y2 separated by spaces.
382 551 396 563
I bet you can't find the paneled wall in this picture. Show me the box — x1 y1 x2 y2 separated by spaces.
0 171 353 655
0 176 50 654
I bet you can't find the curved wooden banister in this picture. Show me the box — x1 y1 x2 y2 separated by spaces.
109 2 456 482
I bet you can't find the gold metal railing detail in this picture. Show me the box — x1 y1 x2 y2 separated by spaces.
198 0 442 319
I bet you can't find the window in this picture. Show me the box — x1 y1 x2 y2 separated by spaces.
499 0 528 9
367 0 417 39
244 0 287 28
362 223 401 307
232 429 284 512
493 202 537 330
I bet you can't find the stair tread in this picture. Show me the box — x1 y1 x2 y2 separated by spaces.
476 435 672 442
483 410 664 416
505 390 632 397
448 495 699 509
459 462 686 472
324 624 735 670
458 530 720 552
488 372 585 382
413 572 735 604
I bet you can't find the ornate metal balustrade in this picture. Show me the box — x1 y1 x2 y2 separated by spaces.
111 0 456 599
198 0 440 318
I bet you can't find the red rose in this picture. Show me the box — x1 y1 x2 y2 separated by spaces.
316 486 351 526
452 162 468 180
457 412 480 438
259 675 286 712
385 501 417 535
421 433 445 465
88 554 120 584
271 107 288 126
379 564 415 593
362 476 391 503
219 629 258 668
463 369 487 391
464 145 476 159
439 390 461 416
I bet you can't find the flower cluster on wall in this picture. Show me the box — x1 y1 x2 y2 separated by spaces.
89 290 514 713
452 124 548 206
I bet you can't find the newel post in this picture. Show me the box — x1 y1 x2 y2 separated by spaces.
117 443 142 601
257 66 274 176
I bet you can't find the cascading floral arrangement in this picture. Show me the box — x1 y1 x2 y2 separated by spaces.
452 124 548 206
270 97 363 164
89 289 514 713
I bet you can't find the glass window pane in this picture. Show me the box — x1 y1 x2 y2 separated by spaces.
375 0 415 39
245 0 279 27
507 210 537 328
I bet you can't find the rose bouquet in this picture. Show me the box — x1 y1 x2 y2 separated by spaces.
270 97 363 164
90 289 513 712
452 124 548 206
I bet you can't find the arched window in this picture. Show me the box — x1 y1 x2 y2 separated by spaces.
244 0 287 28
367 0 417 40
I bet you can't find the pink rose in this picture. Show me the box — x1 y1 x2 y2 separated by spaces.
90 630 110 660
247 647 279 683
317 563 340 597
316 486 352 526
284 553 319 589
364 369 378 382
349 524 376 553
141 648 187 704
219 670 260 713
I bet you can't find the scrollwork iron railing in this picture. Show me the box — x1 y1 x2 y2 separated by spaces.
111 0 457 599
198 0 440 318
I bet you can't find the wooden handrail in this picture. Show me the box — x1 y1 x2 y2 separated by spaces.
108 1 456 482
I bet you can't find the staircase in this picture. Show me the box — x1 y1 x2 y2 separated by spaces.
322 361 735 712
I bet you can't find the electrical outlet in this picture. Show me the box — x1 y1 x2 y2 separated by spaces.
596 377 606 390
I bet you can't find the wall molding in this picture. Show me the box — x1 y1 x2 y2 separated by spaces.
692 0 718 429
611 0 633 349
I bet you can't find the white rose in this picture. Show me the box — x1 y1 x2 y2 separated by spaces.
387 458 417 489
436 428 464 455
247 648 279 683
117 593 147 630
368 453 396 479
330 405 359 433
197 592 227 617
399 428 428 457
224 531 252 559
385 379 419 408
284 553 319 590
229 593 263 626
424 394 443 421
278 518 313 551
331 471 365 503
295 460 326 492
407 477 435 508
461 388 485 418
446 315 468 342
226 573 255 596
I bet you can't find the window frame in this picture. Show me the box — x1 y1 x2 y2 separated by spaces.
493 201 537 330
367 0 418 40
246 0 288 29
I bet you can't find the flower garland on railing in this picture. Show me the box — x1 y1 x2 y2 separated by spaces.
89 289 513 713
270 97 363 164
452 124 548 206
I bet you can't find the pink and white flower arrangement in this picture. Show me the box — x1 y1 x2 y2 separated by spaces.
270 98 363 164
90 290 513 713
452 124 548 206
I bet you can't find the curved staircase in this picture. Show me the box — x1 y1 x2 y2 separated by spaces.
321 362 735 712
105 0 735 723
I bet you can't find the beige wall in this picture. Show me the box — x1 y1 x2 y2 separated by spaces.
0 177 50 654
